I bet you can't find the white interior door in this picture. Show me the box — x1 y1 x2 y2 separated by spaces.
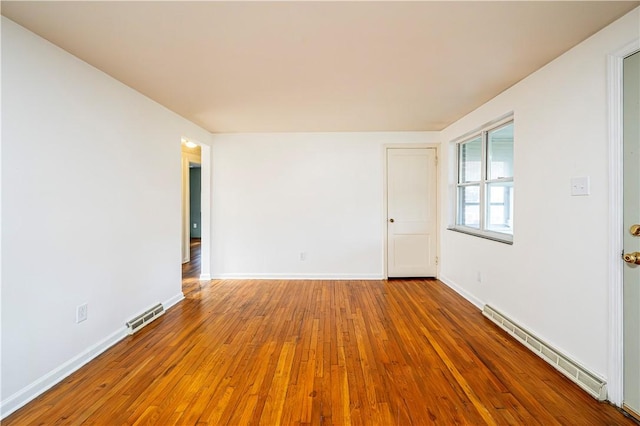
623 51 640 420
387 148 437 277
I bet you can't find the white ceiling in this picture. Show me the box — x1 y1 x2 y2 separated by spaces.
3 1 638 133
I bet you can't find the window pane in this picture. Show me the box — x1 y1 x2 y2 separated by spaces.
488 123 513 180
458 185 480 228
486 182 513 234
459 137 482 183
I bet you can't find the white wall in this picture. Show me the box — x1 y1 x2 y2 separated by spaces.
438 8 639 381
0 18 211 417
210 132 438 279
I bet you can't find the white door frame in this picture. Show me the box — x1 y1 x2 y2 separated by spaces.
181 153 192 264
607 38 640 406
382 143 439 279
199 142 212 281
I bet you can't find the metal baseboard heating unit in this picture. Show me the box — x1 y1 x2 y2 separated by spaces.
126 303 164 335
482 305 607 401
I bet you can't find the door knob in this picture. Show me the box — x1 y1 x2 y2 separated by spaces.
623 252 640 265
389 218 395 223
630 224 640 236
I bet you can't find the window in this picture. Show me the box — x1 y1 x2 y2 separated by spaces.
453 117 513 243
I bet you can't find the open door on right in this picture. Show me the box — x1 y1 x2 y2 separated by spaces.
622 50 640 421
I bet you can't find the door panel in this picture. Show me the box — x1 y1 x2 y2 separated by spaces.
393 235 431 268
623 51 640 419
387 148 437 277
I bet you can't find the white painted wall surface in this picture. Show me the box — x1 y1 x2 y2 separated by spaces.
1 18 211 416
210 132 438 279
438 8 640 381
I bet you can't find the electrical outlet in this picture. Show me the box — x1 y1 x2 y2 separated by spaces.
299 252 307 261
193 223 197 228
477 271 482 283
76 304 88 323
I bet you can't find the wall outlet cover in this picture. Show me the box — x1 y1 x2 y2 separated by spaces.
76 304 88 323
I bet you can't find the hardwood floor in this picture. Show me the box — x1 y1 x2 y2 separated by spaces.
182 238 202 298
4 248 635 424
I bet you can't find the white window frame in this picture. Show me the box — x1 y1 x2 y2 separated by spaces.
450 115 514 244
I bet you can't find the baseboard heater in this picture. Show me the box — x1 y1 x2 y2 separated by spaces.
482 305 606 401
126 303 164 335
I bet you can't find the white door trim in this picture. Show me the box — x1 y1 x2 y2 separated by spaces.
607 38 640 406
181 153 191 264
382 143 439 279
199 143 212 281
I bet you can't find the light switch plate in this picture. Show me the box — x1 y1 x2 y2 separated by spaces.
570 176 590 196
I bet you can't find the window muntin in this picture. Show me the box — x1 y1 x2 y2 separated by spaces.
453 119 514 243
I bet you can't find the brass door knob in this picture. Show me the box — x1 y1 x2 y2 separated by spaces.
623 252 640 265
389 218 395 223
631 224 640 236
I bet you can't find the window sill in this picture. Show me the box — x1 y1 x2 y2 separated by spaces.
447 227 513 245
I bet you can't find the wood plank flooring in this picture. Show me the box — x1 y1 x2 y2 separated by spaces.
182 238 202 299
4 244 635 424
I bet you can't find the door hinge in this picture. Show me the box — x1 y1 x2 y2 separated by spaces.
435 256 439 265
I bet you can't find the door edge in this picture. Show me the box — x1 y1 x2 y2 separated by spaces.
606 39 640 406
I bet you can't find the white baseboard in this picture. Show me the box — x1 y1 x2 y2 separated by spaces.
163 292 185 309
199 273 211 281
437 274 484 309
0 293 185 420
211 273 384 280
0 327 127 419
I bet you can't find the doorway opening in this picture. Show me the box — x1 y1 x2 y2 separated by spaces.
180 137 212 294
